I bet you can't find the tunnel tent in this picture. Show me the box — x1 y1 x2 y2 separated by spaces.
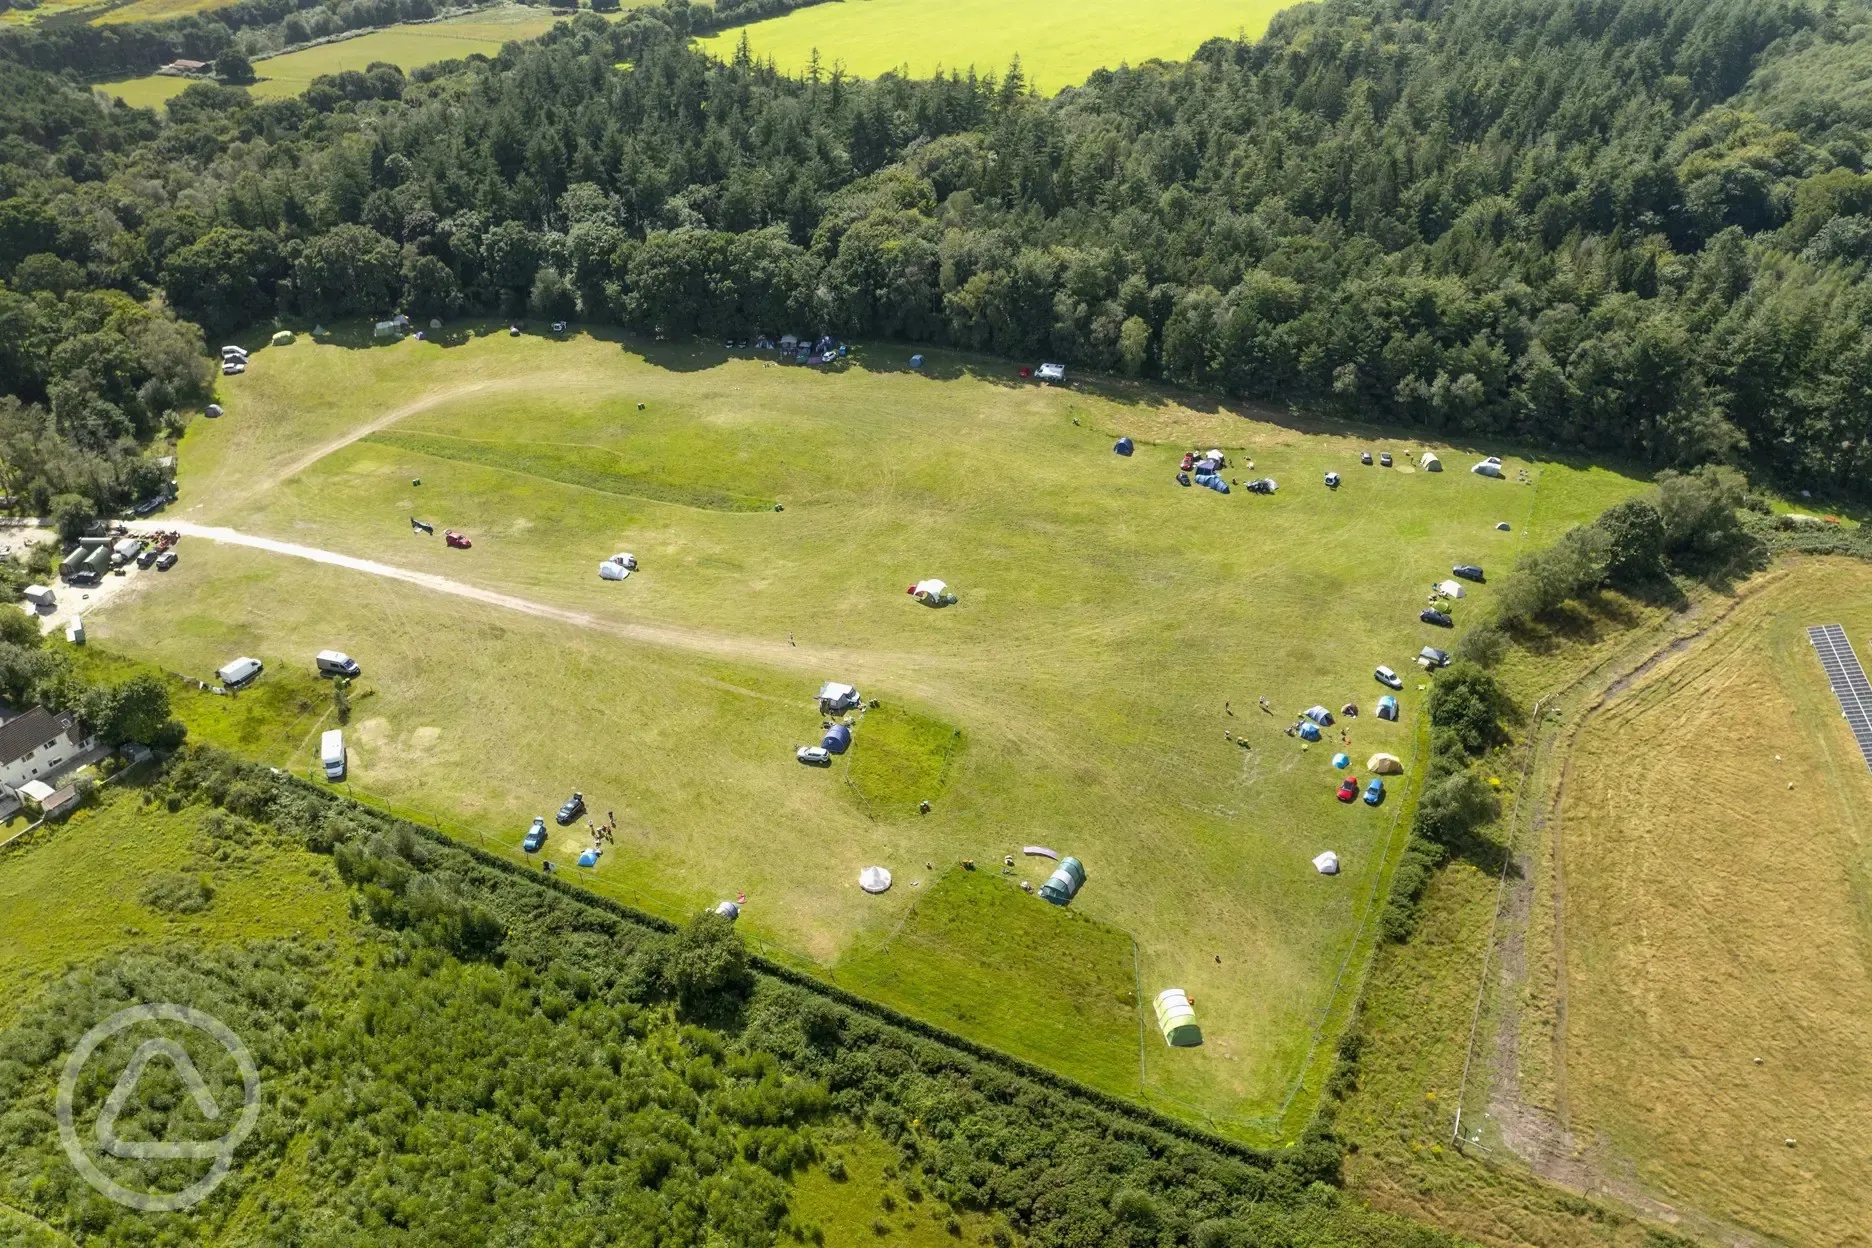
1153 989 1203 1047
1367 752 1404 774
1421 452 1442 471
1114 436 1134 456
599 561 630 581
859 866 892 894
1312 851 1341 875
1377 695 1399 721
822 723 853 754
1038 856 1086 905
1302 705 1334 726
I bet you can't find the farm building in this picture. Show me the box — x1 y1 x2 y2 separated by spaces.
1152 989 1202 1046
1421 452 1442 471
1038 856 1086 906
162 58 209 74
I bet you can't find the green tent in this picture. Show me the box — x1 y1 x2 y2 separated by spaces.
1038 856 1085 905
1153 989 1202 1047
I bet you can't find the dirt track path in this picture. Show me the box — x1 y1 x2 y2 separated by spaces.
128 521 960 702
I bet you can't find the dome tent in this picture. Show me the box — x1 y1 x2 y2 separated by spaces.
1298 721 1322 741
1152 989 1202 1047
1331 752 1350 769
1038 856 1086 906
1114 436 1134 456
1312 851 1340 875
1367 753 1404 774
714 900 740 920
577 848 599 867
1376 695 1399 721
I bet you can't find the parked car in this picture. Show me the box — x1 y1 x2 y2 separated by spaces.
156 550 178 570
555 792 585 825
1374 665 1403 689
1364 777 1385 805
1452 564 1485 581
221 360 245 375
1421 608 1453 627
1324 471 1341 488
1379 452 1393 467
132 495 167 516
523 817 548 853
797 745 832 766
1360 450 1373 465
1337 775 1360 803
444 530 472 548
136 546 159 568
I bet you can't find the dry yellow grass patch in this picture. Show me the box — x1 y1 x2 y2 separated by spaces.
1556 558 1872 1244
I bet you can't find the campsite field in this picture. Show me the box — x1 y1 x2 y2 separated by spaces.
87 325 1644 1137
1544 559 1872 1243
96 5 563 110
697 0 1290 91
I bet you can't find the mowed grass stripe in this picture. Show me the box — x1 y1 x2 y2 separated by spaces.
365 429 777 512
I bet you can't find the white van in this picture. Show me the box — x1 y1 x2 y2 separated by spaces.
216 656 263 688
315 650 360 677
320 729 346 781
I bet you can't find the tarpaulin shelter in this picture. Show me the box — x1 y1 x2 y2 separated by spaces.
1153 989 1202 1047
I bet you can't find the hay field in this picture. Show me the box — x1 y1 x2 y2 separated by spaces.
87 325 1642 1136
96 5 562 110
1553 558 1872 1243
698 0 1291 91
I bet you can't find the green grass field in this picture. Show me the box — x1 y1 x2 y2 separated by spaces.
698 0 1292 91
96 6 565 109
85 324 1644 1138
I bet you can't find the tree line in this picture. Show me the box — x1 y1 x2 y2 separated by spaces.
6 0 1872 518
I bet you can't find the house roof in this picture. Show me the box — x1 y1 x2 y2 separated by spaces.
0 707 80 767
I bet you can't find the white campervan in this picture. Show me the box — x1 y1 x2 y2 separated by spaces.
315 650 360 677
320 729 346 781
216 656 263 689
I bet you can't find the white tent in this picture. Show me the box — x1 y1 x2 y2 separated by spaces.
818 681 860 710
1312 851 1341 875
1367 753 1404 775
598 562 630 581
1472 460 1504 477
912 578 947 599
1437 579 1467 598
858 866 892 894
1421 452 1442 472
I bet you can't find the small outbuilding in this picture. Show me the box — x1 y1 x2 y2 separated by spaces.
859 865 892 894
1312 850 1341 875
1421 452 1443 472
1367 752 1403 775
822 723 852 755
1114 436 1134 456
1153 989 1202 1047
1376 695 1399 721
1038 856 1086 906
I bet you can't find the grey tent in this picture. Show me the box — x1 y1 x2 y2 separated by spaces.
1038 856 1086 906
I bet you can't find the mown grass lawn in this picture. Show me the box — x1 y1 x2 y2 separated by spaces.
697 0 1293 92
89 325 1645 1138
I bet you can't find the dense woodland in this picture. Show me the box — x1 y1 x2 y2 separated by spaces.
0 750 1449 1247
6 0 1872 516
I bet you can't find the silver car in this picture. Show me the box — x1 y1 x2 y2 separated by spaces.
796 746 831 766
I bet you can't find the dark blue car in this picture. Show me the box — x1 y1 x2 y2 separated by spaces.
523 817 547 853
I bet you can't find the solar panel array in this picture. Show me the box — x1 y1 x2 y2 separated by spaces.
1807 624 1872 770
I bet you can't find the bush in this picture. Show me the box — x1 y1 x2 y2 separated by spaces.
139 871 214 913
1426 662 1510 755
1596 496 1667 585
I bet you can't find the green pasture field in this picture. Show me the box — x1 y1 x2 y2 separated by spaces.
698 0 1291 92
95 5 564 110
86 324 1645 1138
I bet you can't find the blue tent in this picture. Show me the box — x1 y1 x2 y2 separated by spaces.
1377 695 1399 721
1302 705 1334 726
1298 721 1322 741
823 723 853 754
1114 437 1134 456
910 354 924 369
1194 472 1229 493
577 848 599 867
1038 856 1086 906
1332 752 1350 769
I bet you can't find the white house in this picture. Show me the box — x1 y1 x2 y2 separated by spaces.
0 707 94 791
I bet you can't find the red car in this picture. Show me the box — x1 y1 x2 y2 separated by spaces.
1336 775 1360 803
444 530 472 549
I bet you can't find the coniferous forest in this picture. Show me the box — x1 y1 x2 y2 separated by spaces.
5 0 1872 511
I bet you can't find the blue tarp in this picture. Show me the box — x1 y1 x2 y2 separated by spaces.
823 723 853 754
1114 437 1134 456
1298 722 1322 741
